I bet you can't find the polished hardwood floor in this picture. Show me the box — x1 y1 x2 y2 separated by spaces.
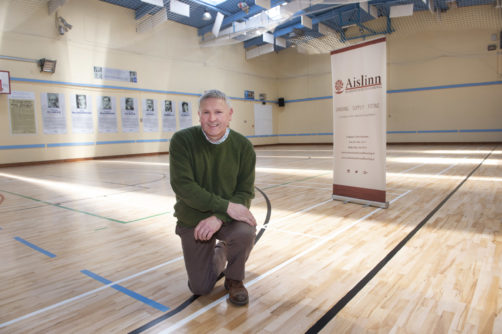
0 144 500 333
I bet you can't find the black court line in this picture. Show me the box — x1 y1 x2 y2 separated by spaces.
305 147 497 334
129 186 272 334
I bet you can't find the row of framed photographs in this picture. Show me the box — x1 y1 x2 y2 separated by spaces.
8 91 194 135
43 93 191 114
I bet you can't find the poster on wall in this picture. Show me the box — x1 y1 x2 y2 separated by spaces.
97 96 118 133
142 98 159 132
331 37 388 208
94 66 137 83
162 99 176 132
8 91 37 134
254 103 273 136
179 100 192 129
41 92 67 134
71 93 93 134
0 70 11 94
121 97 139 132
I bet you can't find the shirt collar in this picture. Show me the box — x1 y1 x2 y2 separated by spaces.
202 127 230 145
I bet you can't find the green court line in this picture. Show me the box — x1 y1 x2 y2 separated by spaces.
261 172 331 190
0 189 170 224
1 171 326 224
126 211 172 223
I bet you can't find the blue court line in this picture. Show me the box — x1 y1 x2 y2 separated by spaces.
14 237 56 258
80 270 169 312
0 144 46 150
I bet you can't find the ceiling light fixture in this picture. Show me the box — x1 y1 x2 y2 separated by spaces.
202 10 212 21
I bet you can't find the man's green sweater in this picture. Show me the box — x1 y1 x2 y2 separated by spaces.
169 126 256 228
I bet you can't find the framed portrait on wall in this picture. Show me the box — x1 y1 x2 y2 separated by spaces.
0 70 11 94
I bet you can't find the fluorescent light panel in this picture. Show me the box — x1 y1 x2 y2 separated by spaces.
170 0 190 17
390 4 414 18
141 0 164 6
200 0 226 5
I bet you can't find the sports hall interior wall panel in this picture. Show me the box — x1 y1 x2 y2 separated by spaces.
0 0 279 165
275 5 502 144
275 49 332 144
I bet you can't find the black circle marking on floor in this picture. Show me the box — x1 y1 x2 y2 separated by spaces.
305 147 497 334
129 186 272 334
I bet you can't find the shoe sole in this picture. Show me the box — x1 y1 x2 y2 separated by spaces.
228 297 248 306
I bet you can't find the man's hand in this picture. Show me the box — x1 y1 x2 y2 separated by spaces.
194 216 223 241
227 202 257 227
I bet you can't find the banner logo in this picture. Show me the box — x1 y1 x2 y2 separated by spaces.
336 75 382 94
335 80 344 94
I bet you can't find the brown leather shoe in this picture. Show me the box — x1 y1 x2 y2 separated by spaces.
224 278 249 306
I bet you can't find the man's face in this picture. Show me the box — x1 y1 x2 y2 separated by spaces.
126 98 133 108
199 97 233 142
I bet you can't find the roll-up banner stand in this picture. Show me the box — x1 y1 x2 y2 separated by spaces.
331 37 389 209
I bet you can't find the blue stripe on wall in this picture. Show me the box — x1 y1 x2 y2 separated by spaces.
135 139 169 143
11 77 200 96
459 129 502 133
417 130 458 133
0 144 45 150
96 140 136 145
10 77 502 104
2 129 500 152
47 142 95 147
388 80 502 94
81 270 169 312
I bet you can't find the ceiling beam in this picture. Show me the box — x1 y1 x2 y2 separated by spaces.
135 2 158 20
198 4 264 36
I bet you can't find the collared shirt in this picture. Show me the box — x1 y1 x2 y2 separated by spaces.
202 127 230 145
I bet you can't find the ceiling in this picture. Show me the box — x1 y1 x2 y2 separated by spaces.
98 0 497 58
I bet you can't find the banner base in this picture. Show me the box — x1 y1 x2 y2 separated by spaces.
332 194 389 209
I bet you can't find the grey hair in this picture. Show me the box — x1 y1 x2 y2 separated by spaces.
199 89 231 109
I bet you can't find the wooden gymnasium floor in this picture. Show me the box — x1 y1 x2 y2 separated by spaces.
0 143 501 333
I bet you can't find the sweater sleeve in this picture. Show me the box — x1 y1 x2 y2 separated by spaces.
169 132 229 214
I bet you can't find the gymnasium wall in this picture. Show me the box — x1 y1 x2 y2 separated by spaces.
275 5 502 144
0 0 280 165
1 1 501 165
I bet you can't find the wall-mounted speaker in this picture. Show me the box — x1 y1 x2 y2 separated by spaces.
278 97 285 107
